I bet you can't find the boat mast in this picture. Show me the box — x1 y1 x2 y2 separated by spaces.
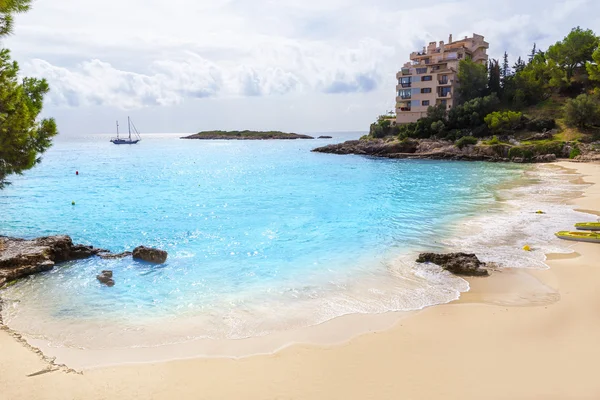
128 116 131 140
116 120 120 139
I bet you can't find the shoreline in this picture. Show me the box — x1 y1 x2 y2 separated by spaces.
1 161 600 399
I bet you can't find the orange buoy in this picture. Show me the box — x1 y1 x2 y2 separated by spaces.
76 171 79 175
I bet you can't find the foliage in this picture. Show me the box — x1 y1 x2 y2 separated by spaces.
488 59 501 95
563 94 600 128
546 27 599 81
457 58 488 103
508 146 534 161
0 49 58 188
446 94 500 132
455 136 478 149
569 145 581 159
485 136 501 145
369 115 399 138
525 117 556 132
586 47 600 82
0 0 30 37
484 111 523 133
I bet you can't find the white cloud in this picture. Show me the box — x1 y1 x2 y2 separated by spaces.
5 0 600 132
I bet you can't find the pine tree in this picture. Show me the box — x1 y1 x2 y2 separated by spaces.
1 0 57 188
501 52 510 79
528 43 537 63
513 56 526 73
488 59 501 95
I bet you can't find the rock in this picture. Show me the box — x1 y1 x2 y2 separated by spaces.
318 136 333 139
416 252 490 277
132 246 168 264
0 235 107 288
533 154 557 163
96 270 114 286
522 132 554 141
98 251 132 259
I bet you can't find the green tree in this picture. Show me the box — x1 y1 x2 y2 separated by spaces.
546 26 599 82
488 59 501 95
563 94 600 128
0 0 30 36
0 0 58 188
484 111 523 133
528 43 537 64
457 58 488 103
586 47 600 82
513 56 526 73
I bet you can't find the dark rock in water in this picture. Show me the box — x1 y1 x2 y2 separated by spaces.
96 270 114 286
318 136 333 139
416 252 490 277
98 251 132 260
132 246 168 264
0 235 107 288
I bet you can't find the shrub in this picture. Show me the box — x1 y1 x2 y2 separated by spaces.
447 94 501 131
564 94 600 128
484 111 523 133
455 136 478 149
526 117 556 132
486 136 501 145
508 146 534 161
570 146 581 159
534 141 565 157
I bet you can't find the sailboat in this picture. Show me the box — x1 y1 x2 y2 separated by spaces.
110 117 141 144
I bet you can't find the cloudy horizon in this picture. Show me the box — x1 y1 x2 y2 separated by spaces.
4 0 600 135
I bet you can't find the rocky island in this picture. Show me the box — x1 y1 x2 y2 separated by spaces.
181 130 314 140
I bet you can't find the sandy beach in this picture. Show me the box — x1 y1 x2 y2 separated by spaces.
1 161 600 400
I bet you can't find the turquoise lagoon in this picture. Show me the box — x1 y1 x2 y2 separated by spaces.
1 132 580 352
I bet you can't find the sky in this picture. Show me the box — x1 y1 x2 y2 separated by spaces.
4 0 600 135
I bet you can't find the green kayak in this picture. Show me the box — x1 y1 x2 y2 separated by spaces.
555 231 600 243
575 222 600 231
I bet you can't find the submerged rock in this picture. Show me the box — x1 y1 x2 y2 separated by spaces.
318 135 333 139
98 251 132 260
0 235 107 288
416 252 490 277
96 270 114 287
132 246 168 264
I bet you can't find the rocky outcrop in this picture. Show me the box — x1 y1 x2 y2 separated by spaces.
311 137 598 163
132 246 168 264
0 235 108 288
318 136 333 139
416 252 490 277
181 131 314 140
96 270 114 287
312 138 510 161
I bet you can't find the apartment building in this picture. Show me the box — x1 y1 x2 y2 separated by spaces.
396 33 489 124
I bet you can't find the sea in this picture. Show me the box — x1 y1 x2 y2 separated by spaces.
0 132 595 361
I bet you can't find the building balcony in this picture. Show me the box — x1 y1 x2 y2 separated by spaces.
438 91 451 98
400 83 412 88
398 107 412 112
438 80 450 85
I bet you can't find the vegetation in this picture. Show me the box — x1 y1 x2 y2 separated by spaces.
484 111 523 133
0 0 57 188
182 130 314 140
367 26 600 161
455 136 478 149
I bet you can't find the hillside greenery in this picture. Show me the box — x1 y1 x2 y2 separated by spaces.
369 26 600 157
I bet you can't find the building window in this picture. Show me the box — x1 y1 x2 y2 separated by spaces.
416 68 427 74
398 89 411 99
422 75 432 81
440 87 451 97
422 101 430 106
400 77 411 87
421 88 432 94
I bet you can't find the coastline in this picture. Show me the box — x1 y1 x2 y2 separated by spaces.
1 161 600 399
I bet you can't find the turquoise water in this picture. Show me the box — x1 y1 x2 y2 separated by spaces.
0 133 525 348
